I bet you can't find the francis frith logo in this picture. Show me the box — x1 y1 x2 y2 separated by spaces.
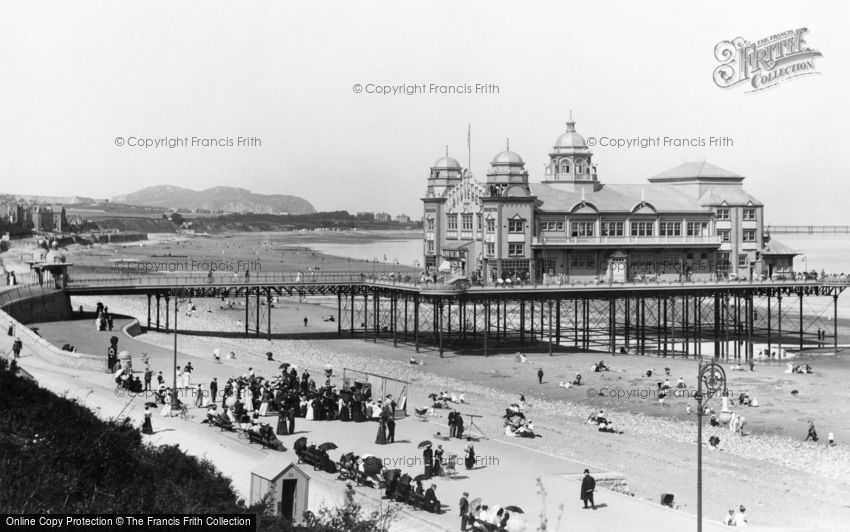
713 28 822 92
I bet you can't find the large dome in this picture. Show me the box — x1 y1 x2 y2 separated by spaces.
491 150 524 165
432 156 462 169
554 120 587 149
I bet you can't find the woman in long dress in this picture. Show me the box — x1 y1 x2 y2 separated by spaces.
375 416 388 445
243 388 254 412
306 399 315 420
142 407 153 434
258 389 270 416
464 440 476 470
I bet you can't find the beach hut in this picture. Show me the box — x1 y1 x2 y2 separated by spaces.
250 456 310 522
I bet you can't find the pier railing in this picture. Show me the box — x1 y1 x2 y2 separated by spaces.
61 271 850 294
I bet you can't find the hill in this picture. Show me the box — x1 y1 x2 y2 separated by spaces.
112 185 315 215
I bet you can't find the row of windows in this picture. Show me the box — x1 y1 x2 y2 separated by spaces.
716 208 757 221
485 243 524 257
718 229 757 242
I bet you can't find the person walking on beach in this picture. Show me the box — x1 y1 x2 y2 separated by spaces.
303 316 308 327
209 377 218 403
144 367 152 391
423 444 433 478
459 491 470 531
195 384 204 408
142 406 153 435
12 337 22 359
581 469 596 510
805 420 818 442
537 368 544 384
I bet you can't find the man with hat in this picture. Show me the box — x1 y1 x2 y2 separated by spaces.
580 469 596 509
459 491 470 530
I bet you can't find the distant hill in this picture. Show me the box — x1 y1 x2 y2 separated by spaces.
112 185 315 214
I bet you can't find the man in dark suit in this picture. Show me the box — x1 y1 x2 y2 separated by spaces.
386 412 396 443
424 484 439 513
209 377 218 403
287 406 296 435
448 411 457 438
581 469 596 509
537 368 544 384
423 445 433 478
459 491 470 530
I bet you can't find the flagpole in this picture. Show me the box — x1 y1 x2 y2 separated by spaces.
467 123 471 172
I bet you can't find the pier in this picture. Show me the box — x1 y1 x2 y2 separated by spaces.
59 271 849 359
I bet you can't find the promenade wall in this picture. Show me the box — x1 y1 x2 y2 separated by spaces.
0 286 104 372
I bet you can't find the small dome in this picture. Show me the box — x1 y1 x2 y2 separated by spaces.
432 156 462 169
491 150 524 165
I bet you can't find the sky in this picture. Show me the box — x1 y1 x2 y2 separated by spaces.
1 1 848 224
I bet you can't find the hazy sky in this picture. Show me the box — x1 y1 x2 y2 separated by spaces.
1 1 848 224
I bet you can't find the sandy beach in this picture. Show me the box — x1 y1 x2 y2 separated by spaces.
27 289 847 531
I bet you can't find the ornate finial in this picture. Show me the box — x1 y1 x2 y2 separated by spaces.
506 138 510 151
570 109 573 121
445 145 449 158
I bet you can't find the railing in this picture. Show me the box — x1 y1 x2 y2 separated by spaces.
60 271 850 296
532 235 722 246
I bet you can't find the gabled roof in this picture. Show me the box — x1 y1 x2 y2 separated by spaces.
762 238 799 256
698 186 763 207
649 161 744 182
250 455 307 481
529 183 708 213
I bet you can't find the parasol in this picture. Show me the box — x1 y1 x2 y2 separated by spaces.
504 506 524 514
293 437 308 452
362 456 383 476
144 401 158 408
418 440 432 449
318 442 338 451
428 393 438 400
469 498 482 511
413 473 430 482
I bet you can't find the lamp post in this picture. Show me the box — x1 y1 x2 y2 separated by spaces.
171 290 180 410
548 300 554 356
695 359 727 532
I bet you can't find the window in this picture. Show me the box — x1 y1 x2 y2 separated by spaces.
426 240 434 254
742 208 756 221
742 229 756 242
569 255 596 269
508 219 525 233
486 242 495 256
426 218 435 232
540 221 564 231
738 254 748 267
560 162 570 173
461 213 473 232
687 221 708 236
447 216 457 232
570 221 594 237
508 243 524 257
486 218 495 233
631 221 654 237
718 229 730 242
476 213 482 231
576 164 583 174
716 208 730 220
718 252 731 269
601 221 624 237
660 222 681 236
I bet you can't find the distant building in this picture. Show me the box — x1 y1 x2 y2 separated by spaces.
356 211 375 220
32 205 54 232
374 212 392 222
51 205 68 233
423 116 796 282
395 214 411 223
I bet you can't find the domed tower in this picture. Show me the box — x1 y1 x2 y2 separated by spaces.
543 115 599 192
485 141 530 197
426 149 464 198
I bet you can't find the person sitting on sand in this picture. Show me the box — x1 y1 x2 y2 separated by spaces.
708 435 721 450
645 369 653 378
710 414 719 427
733 506 748 527
805 420 818 442
597 360 609 371
676 377 686 389
723 509 735 525
573 373 582 386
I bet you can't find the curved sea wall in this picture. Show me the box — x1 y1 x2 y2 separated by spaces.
0 287 104 372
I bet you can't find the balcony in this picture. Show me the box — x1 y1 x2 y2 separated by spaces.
531 235 722 247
